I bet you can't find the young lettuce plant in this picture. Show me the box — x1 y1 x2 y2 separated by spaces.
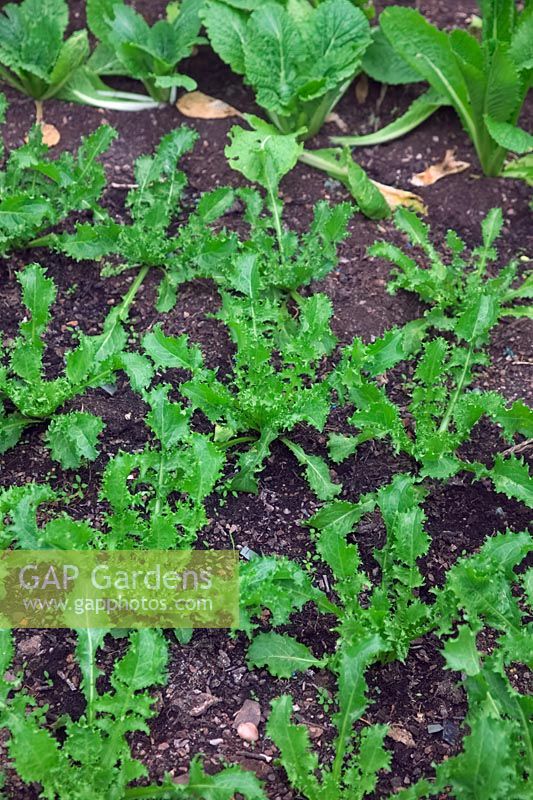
0 628 267 800
71 0 205 109
241 481 428 800
0 110 116 256
243 474 525 680
373 207 532 322
243 473 433 671
0 0 89 105
56 126 237 312
329 337 533 505
266 659 390 800
210 185 355 302
100 377 225 550
0 263 135 465
359 207 533 497
335 1 533 176
392 532 533 800
0 383 224 552
143 290 337 498
241 487 532 799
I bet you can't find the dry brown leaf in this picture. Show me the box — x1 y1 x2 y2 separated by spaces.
355 74 369 104
325 111 348 132
25 121 61 148
411 149 470 186
306 723 325 740
41 123 61 147
371 180 427 214
387 725 416 748
177 91 243 120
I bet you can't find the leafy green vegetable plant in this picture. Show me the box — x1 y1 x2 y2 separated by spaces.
329 344 532 506
392 532 533 799
80 0 204 107
203 0 397 216
144 293 337 497
242 509 532 798
0 0 89 102
317 209 533 513
100 381 225 550
0 263 134 463
241 478 437 799
374 207 532 322
56 126 237 312
243 473 432 669
0 105 116 256
0 349 225 551
136 175 358 496
267 673 390 800
335 1 533 176
243 468 528 679
202 0 372 138
45 411 105 470
0 628 267 799
5 629 169 799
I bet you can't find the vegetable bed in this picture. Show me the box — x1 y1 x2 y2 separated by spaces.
0 1 531 799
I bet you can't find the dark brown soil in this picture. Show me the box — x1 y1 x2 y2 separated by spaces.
0 1 531 798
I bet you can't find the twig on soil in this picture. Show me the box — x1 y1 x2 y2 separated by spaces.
500 438 533 457
110 182 138 189
235 752 273 763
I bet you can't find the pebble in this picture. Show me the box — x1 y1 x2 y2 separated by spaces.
237 722 259 742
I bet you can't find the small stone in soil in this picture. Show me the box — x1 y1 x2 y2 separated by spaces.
427 723 443 734
442 720 460 744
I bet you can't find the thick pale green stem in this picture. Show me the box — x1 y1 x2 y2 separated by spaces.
142 77 170 105
299 149 346 180
216 435 258 451
88 264 150 364
116 265 150 323
481 145 508 177
438 343 474 434
265 178 285 261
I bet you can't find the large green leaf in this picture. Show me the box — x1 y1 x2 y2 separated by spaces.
226 117 304 193
485 116 533 154
362 26 421 85
247 632 325 677
45 412 105 469
380 7 478 149
266 695 321 800
201 0 248 74
283 438 341 501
